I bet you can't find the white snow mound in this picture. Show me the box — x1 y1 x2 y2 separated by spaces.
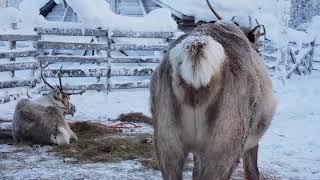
65 0 177 31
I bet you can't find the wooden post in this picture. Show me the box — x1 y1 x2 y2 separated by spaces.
309 40 315 74
35 34 45 86
107 31 111 93
62 0 67 9
9 22 18 77
9 40 16 77
11 22 17 30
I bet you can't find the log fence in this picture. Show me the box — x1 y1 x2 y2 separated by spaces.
0 25 317 103
0 32 39 103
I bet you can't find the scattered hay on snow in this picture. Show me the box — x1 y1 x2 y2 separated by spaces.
0 128 12 144
0 121 280 179
52 121 156 164
117 112 153 125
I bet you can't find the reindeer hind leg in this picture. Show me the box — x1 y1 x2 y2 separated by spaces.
243 144 260 180
193 154 201 180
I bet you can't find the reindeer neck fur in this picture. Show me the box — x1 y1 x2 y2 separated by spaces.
33 94 67 115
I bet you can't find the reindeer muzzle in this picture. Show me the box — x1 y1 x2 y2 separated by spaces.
70 105 76 117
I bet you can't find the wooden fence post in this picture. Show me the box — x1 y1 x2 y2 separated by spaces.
309 39 315 74
107 31 111 93
9 23 17 77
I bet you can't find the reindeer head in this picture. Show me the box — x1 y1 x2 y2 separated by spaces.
239 24 265 51
205 0 266 52
43 88 76 116
40 66 85 116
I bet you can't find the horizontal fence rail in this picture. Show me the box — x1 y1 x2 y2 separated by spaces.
0 34 40 41
32 26 175 93
0 24 315 104
0 31 39 103
0 48 38 59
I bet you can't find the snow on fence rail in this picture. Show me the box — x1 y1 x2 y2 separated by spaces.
33 26 174 91
1 26 315 104
34 29 110 91
286 40 316 78
0 27 174 103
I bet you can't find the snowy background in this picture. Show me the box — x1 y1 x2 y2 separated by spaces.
0 0 320 179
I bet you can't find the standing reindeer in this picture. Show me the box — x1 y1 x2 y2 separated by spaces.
150 16 276 180
12 69 84 145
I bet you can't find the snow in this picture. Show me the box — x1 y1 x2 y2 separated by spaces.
1 0 178 32
64 0 177 31
0 0 319 179
159 0 286 42
0 7 20 26
53 0 63 4
0 0 48 31
18 0 48 27
287 28 314 46
259 74 320 179
0 144 162 179
1 73 320 179
306 16 320 42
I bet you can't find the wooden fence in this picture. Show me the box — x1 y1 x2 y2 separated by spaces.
0 26 317 104
34 27 174 91
0 26 174 103
286 40 316 78
0 32 39 103
261 38 316 78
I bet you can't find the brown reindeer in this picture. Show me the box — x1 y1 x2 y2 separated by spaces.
150 18 276 180
12 67 84 145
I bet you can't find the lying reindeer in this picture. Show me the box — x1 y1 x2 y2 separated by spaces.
150 17 276 180
12 69 84 145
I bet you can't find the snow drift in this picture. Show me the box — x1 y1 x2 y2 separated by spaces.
158 0 283 41
65 0 177 31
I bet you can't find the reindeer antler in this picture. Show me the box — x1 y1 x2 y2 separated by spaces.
65 89 86 96
206 0 223 20
40 63 55 90
57 65 86 96
58 65 63 91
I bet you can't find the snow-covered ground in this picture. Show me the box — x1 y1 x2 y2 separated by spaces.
0 0 319 179
1 71 320 179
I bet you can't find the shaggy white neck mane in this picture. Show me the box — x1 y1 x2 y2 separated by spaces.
34 95 67 114
34 95 55 106
169 34 225 89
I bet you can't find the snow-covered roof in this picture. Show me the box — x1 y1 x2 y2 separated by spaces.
57 0 177 31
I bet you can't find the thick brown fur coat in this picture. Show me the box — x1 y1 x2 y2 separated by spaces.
12 98 77 145
150 21 276 180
